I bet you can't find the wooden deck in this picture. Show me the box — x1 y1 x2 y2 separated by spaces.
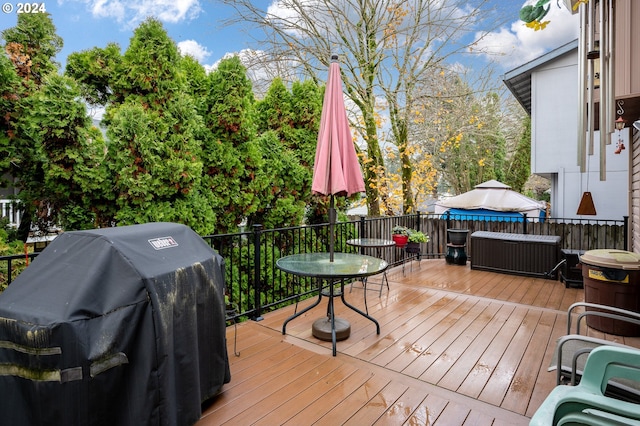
198 259 640 425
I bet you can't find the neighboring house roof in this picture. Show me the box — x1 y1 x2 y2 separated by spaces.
502 39 579 114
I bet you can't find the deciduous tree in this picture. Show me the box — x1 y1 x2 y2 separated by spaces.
219 0 503 215
411 70 508 195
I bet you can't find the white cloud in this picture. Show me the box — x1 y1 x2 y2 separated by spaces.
177 40 211 62
473 1 580 70
64 0 202 27
90 0 126 22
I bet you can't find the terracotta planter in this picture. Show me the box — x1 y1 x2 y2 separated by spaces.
392 234 408 247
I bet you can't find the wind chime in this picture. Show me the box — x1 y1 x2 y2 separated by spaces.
614 103 626 154
576 0 616 215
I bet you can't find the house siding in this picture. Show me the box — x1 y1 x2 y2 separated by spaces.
631 129 640 252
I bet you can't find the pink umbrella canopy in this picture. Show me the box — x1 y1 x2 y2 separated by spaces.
312 56 365 197
312 55 365 261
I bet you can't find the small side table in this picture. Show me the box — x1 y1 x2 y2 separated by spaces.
346 238 394 296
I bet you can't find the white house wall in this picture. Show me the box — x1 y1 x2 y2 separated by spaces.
531 54 579 175
531 51 629 220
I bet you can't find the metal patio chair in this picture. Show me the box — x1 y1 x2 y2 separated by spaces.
531 345 640 425
548 302 640 401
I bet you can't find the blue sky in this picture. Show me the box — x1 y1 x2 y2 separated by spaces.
0 0 579 74
0 0 243 68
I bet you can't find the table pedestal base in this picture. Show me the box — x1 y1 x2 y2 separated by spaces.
312 317 351 341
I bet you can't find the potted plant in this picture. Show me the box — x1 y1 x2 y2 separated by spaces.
406 229 428 253
391 226 409 247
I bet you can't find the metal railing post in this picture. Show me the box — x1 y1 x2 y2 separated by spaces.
7 258 12 285
359 216 366 254
252 224 264 321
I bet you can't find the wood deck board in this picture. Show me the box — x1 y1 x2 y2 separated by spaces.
282 368 375 425
413 393 450 425
372 386 430 425
382 295 471 373
342 380 409 426
346 290 454 360
436 303 516 392
199 259 640 425
478 308 543 406
417 300 495 384
218 356 337 425
402 298 489 379
253 363 362 425
314 373 392 425
500 310 557 414
455 305 529 400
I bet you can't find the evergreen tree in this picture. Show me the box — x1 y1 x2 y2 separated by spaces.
286 80 323 169
15 74 108 230
179 54 209 117
2 12 62 87
201 56 264 233
505 116 531 193
250 131 308 228
104 18 215 234
251 78 322 227
0 54 21 189
65 43 122 107
0 13 92 237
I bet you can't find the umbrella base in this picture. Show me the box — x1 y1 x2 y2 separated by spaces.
312 317 351 341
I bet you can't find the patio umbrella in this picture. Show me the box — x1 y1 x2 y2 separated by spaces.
312 55 365 261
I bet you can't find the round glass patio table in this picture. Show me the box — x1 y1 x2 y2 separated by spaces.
277 252 387 356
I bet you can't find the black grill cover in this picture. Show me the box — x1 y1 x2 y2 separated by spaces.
0 222 230 425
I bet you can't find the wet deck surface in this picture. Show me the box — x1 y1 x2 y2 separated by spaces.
198 259 640 425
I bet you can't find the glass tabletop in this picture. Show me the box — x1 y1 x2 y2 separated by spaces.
276 252 388 278
346 238 395 248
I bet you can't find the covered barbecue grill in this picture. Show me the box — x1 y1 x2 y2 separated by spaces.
0 222 230 425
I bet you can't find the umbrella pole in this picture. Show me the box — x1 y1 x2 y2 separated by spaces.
329 195 335 262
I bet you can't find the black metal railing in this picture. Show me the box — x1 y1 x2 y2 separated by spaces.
0 214 628 323
0 253 39 290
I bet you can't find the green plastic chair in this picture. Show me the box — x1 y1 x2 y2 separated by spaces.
530 345 640 426
556 409 640 425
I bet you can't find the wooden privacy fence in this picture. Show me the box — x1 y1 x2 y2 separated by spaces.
354 213 627 261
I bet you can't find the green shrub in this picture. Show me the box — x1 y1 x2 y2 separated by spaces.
0 219 29 291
